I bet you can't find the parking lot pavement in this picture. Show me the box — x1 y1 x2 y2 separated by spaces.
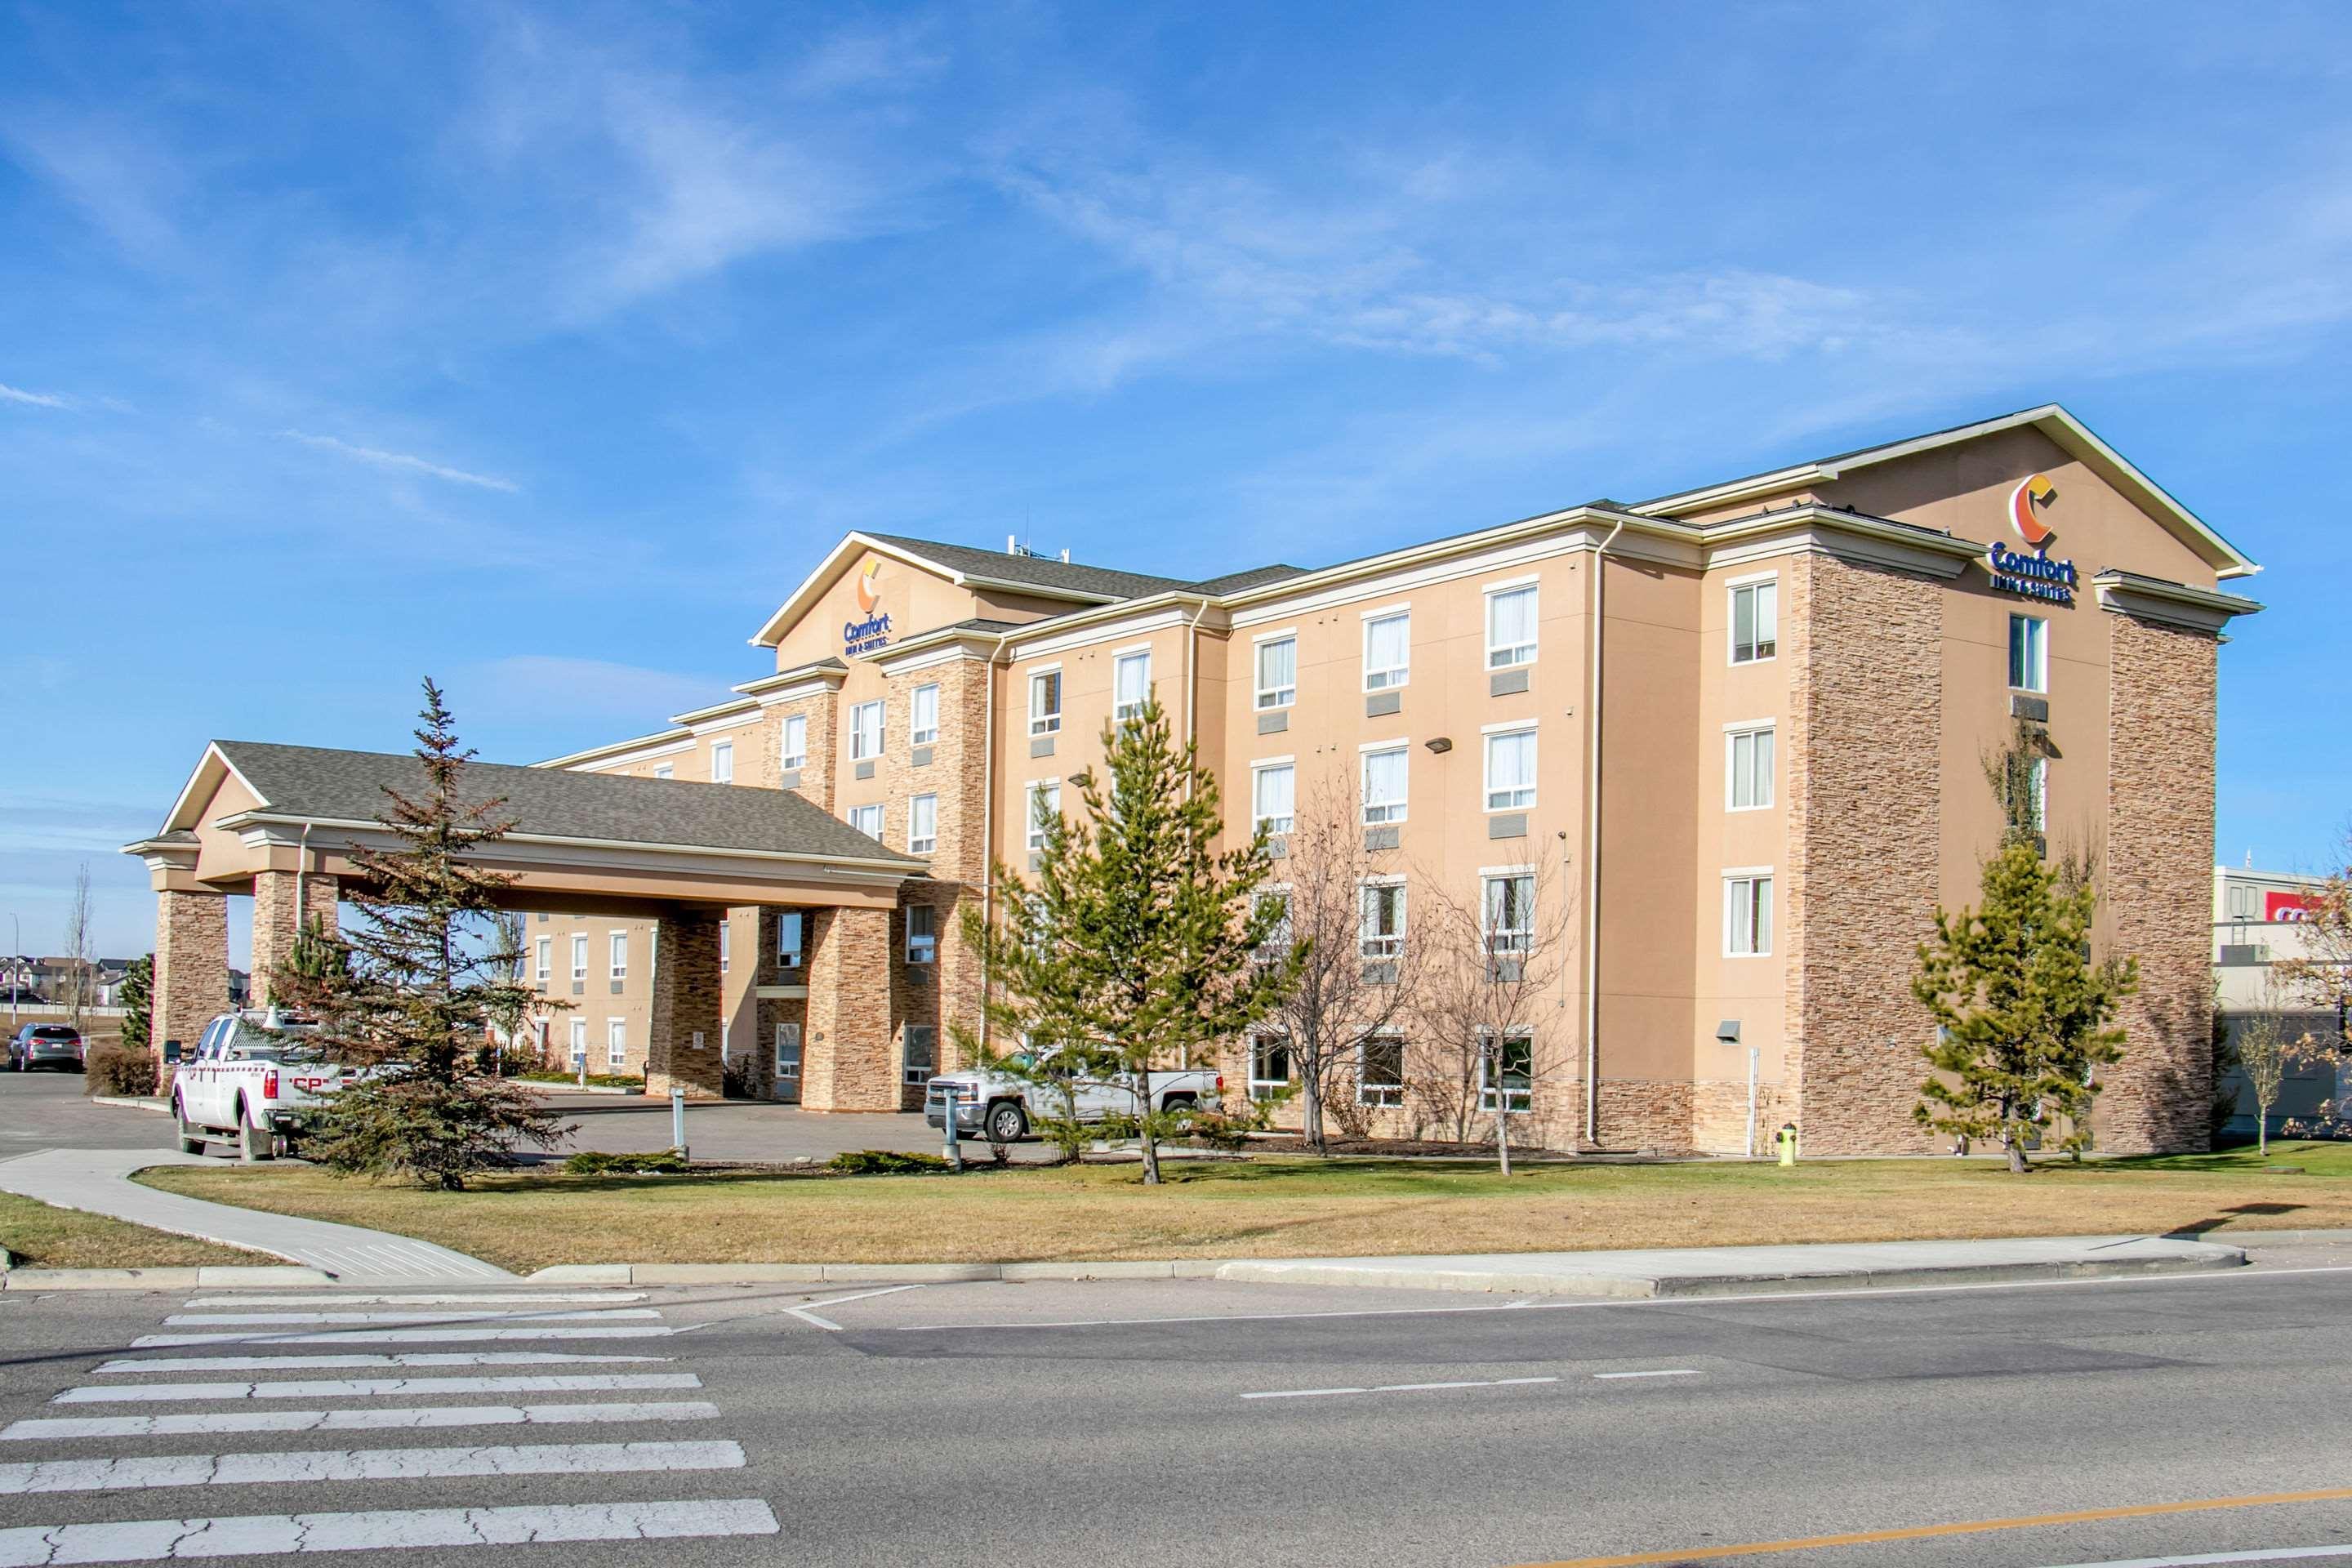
0 1071 179 1153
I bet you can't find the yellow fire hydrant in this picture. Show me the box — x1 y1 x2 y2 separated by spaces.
1775 1122 1798 1166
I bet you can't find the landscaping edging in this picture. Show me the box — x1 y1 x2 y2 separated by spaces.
512 1080 643 1098
0 1264 336 1291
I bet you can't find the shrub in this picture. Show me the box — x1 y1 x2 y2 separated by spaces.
829 1149 951 1175
83 1044 158 1098
513 1070 644 1089
564 1150 691 1175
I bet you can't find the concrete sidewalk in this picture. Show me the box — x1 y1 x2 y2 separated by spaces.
0 1149 514 1285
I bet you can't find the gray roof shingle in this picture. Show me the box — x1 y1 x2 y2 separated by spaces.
210 742 918 866
863 532 1192 602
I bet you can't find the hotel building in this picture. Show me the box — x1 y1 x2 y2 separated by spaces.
133 405 2261 1153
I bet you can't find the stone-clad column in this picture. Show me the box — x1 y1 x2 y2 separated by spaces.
153 890 230 1054
647 908 726 1101
801 905 896 1111
250 870 341 1005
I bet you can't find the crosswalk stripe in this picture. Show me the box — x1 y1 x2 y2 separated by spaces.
132 1325 682 1348
163 1309 661 1326
56 1374 701 1405
0 1497 781 1565
95 1352 667 1374
180 1294 645 1308
0 1437 745 1494
4 1401 721 1441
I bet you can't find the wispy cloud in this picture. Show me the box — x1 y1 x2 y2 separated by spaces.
280 430 521 493
0 381 74 408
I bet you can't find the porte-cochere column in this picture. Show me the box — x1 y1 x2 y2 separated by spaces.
152 889 230 1055
800 905 895 1111
646 907 726 1101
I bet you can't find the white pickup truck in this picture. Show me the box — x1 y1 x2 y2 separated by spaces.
923 1053 1223 1144
169 1012 346 1161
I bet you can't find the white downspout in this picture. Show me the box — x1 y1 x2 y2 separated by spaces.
977 633 1007 1054
1583 519 1624 1150
1182 596 1209 795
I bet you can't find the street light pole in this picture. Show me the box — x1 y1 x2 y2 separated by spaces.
8 912 19 1039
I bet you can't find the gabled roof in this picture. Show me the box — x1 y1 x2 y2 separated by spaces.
1188 564 1308 594
1635 403 2259 580
750 530 1192 648
162 741 920 870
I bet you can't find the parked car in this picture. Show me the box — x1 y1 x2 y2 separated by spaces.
8 1023 85 1071
924 1052 1223 1143
169 1011 347 1160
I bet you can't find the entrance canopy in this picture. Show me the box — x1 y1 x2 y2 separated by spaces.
125 741 924 915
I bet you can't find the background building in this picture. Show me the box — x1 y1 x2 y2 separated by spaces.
2213 864 2345 1140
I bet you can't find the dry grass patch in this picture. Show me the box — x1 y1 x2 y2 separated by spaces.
0 1192 262 1271
136 1143 2352 1274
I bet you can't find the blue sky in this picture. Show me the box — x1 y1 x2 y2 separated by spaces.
4 1 2349 960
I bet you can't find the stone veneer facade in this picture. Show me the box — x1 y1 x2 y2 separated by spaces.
248 869 341 1008
153 889 230 1053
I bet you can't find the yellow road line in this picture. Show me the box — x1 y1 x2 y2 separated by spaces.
1517 1486 2352 1567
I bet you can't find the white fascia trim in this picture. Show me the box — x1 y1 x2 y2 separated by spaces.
876 645 978 676
1480 718 1539 734
558 736 697 773
1357 737 1411 752
534 729 692 771
220 812 924 880
1219 505 1664 612
1250 625 1300 644
163 743 261 833
1227 522 1693 630
2091 571 2265 634
1009 605 1193 662
685 711 763 738
1722 865 1775 879
1483 572 1540 595
750 677 843 706
1358 602 1410 620
1722 717 1778 732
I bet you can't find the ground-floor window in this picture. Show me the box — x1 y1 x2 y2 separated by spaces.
903 1024 936 1085
1478 1029 1532 1113
606 1018 626 1069
1250 1034 1292 1100
774 1022 801 1081
1356 1032 1405 1107
568 1018 586 1069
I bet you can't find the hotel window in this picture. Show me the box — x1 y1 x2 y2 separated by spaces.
1483 872 1534 956
1361 744 1409 825
906 904 938 965
1357 1032 1405 1107
1255 635 1296 710
533 937 551 983
1484 726 1537 810
2025 756 2047 833
1725 871 1774 956
1478 1029 1533 1113
606 1019 626 1070
774 1022 801 1081
780 714 807 773
850 803 883 839
903 1024 936 1085
653 763 674 780
1252 760 1295 835
908 792 938 854
777 910 804 970
1730 579 1778 664
911 683 940 746
1726 724 1775 812
1250 1034 1293 1100
1253 889 1292 968
710 740 733 782
1363 610 1410 691
1486 584 1537 669
719 920 731 974
1360 881 1406 960
1114 650 1152 722
851 701 884 760
2009 614 2048 693
1029 670 1062 735
608 931 627 979
570 934 588 982
568 1018 587 1069
1027 781 1061 853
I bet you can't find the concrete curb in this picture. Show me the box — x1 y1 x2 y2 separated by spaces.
514 1081 643 1098
89 1096 168 1113
0 1264 336 1292
527 1260 1235 1285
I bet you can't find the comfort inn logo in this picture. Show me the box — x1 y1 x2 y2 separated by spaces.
1988 471 2076 606
844 559 892 655
855 559 883 613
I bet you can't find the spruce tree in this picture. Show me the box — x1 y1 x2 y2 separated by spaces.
956 696 1298 1183
117 955 153 1054
281 679 564 1189
1912 837 2136 1171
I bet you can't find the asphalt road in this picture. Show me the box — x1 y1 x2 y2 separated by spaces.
5 1248 2352 1567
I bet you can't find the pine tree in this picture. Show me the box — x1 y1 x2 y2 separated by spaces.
118 956 153 1054
955 696 1299 1183
1912 837 2136 1172
281 679 564 1189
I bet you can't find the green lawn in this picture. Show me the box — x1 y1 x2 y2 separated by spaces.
137 1143 2352 1273
0 1192 264 1271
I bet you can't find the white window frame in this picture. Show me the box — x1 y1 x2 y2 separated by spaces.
1356 1030 1405 1107
902 1023 936 1085
777 910 804 970
1723 868 1775 957
1361 742 1409 826
1252 759 1296 835
1113 648 1152 722
911 683 940 746
1482 871 1534 956
653 763 674 780
569 933 588 982
850 700 884 761
607 930 627 979
1477 1027 1533 1113
533 937 551 982
779 713 808 773
568 1018 587 1067
1359 878 1406 960
1724 720 1775 813
908 792 938 855
2009 613 2048 693
906 903 937 965
1028 667 1062 736
1254 633 1297 710
1027 780 1061 853
710 739 734 783
1485 581 1538 670
719 919 730 975
774 1021 802 1080
1249 1033 1293 1100
850 803 884 839
1361 608 1410 692
1482 723 1537 811
1728 575 1779 666
605 1018 626 1069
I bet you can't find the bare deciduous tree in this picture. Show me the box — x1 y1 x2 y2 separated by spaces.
2231 977 2304 1158
59 862 96 1032
1410 844 1575 1174
1256 780 1421 1152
